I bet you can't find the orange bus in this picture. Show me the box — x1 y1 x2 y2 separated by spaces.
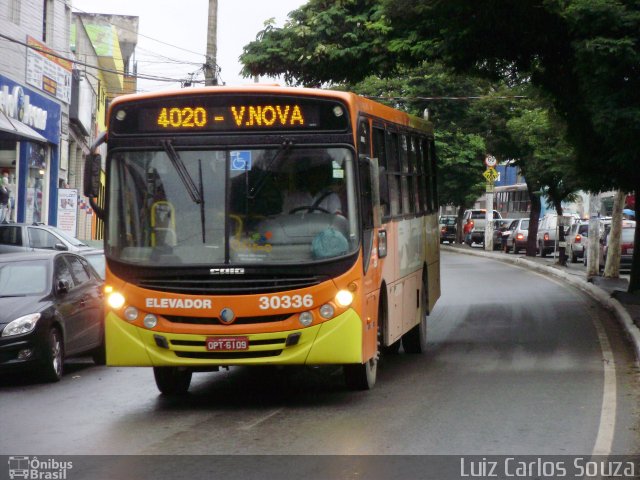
84 86 440 394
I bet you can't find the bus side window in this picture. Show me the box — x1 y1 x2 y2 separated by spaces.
359 119 370 156
399 134 412 215
428 139 438 212
415 137 427 214
421 138 433 213
385 131 401 217
373 127 389 218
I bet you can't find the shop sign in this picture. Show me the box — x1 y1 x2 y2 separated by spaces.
0 74 61 144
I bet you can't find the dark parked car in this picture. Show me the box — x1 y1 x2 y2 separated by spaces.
439 215 457 244
0 222 95 254
0 251 105 382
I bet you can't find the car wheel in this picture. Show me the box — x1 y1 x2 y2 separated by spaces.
40 327 64 382
402 281 428 354
153 367 192 395
570 248 577 263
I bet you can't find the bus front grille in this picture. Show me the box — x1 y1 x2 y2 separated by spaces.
164 313 291 325
137 275 327 295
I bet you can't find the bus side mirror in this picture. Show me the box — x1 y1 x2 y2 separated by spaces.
83 153 102 198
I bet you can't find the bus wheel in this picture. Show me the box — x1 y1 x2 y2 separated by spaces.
153 367 192 395
402 284 428 354
344 356 377 390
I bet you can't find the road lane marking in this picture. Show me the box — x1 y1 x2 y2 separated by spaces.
590 309 617 456
238 409 283 431
532 270 617 455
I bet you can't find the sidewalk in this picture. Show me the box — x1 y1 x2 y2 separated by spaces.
443 242 640 363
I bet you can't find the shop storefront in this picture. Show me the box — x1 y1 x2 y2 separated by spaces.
0 74 61 225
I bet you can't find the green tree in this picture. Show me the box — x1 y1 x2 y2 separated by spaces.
241 0 392 87
382 0 640 290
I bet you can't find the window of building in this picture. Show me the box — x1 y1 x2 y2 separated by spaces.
9 0 21 25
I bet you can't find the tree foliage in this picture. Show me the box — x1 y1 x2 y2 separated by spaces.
241 0 392 87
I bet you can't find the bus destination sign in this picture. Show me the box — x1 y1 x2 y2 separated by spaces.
110 95 350 135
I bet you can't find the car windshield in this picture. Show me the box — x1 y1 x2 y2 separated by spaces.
440 217 456 226
0 260 49 296
107 147 359 267
85 253 105 279
48 226 89 247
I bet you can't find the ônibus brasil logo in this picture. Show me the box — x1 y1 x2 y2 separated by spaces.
7 456 73 480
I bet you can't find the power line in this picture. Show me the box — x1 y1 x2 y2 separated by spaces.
0 32 192 84
364 95 528 101
65 0 208 59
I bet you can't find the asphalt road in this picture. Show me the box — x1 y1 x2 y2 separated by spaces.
1 251 639 463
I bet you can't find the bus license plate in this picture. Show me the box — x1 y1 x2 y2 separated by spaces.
205 337 249 351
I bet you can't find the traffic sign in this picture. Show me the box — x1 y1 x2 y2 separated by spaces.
484 155 497 168
483 168 499 183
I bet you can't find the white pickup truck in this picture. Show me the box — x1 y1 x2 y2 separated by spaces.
463 209 502 245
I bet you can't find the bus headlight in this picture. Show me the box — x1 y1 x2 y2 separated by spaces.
124 306 139 322
299 311 313 327
319 303 335 319
335 290 354 307
143 314 158 329
107 292 125 309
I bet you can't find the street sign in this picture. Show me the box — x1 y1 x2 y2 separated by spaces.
484 155 498 168
483 168 499 183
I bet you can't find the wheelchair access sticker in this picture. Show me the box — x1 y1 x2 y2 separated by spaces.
231 151 252 171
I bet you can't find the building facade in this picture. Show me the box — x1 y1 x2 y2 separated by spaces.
0 0 137 239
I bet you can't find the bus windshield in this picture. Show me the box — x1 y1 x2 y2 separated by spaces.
107 146 359 266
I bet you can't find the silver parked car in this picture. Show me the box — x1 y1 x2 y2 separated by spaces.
567 221 588 263
0 223 94 254
504 218 530 254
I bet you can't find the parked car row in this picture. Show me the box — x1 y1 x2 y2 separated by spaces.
0 222 105 383
455 212 634 273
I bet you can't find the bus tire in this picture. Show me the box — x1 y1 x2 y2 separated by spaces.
153 367 192 395
344 356 377 390
402 282 428 354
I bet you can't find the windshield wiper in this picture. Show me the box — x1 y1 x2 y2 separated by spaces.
247 140 293 200
161 140 203 204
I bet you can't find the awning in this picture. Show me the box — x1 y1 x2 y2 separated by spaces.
0 110 47 143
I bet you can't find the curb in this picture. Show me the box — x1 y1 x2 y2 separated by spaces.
443 245 640 364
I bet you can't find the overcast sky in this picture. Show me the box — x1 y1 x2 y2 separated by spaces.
72 0 305 91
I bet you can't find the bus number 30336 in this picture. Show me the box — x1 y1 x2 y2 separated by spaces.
259 294 314 310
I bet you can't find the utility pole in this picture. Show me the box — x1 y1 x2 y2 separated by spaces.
204 0 218 86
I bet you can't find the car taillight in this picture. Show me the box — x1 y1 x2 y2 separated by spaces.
516 233 524 240
544 233 549 241
441 227 446 233
622 243 633 254
575 234 581 243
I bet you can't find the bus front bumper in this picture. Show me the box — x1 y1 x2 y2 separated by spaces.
105 309 363 367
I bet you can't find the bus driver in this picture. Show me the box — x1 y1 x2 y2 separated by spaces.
282 163 343 215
